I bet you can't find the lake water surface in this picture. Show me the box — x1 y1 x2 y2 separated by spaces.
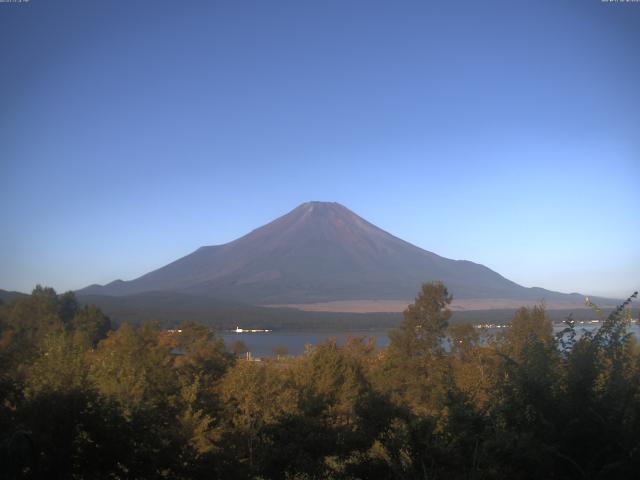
221 330 391 358
221 323 640 358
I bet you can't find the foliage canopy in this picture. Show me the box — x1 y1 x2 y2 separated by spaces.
0 285 638 479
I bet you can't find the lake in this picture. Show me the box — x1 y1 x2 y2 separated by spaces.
221 329 391 358
221 322 640 358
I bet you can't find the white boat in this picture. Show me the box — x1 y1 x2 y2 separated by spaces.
233 326 271 333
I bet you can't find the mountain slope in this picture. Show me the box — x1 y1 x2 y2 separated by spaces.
78 202 589 305
0 289 29 305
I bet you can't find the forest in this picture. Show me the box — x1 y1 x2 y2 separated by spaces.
1 283 638 479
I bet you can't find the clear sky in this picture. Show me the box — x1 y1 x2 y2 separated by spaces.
1 0 638 298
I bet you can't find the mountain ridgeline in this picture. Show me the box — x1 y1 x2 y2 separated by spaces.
78 202 590 306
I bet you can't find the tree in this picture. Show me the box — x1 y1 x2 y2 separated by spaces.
555 292 640 478
16 330 132 479
448 324 480 359
378 282 452 415
70 304 111 347
388 281 452 359
88 322 177 417
87 322 188 477
1 286 65 371
174 321 234 383
57 291 79 328
172 321 234 466
219 360 298 477
499 305 555 362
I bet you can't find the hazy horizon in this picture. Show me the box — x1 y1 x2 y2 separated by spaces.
1 1 639 298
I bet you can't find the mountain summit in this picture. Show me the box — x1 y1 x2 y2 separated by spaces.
78 202 585 305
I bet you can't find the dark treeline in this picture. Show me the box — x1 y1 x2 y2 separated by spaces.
1 289 403 332
1 283 638 479
55 292 635 332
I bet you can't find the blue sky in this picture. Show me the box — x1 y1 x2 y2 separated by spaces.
1 0 638 298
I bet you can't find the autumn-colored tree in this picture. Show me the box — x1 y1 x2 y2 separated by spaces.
378 282 452 417
388 281 453 359
87 321 198 477
0 286 65 373
70 304 111 347
173 321 234 467
1 284 638 479
219 359 298 477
